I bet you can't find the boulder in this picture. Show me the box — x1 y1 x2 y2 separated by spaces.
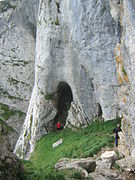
116 156 135 172
100 169 119 179
0 122 24 179
101 151 116 161
96 159 112 171
90 169 125 180
89 172 107 180
55 157 96 177
52 139 63 148
96 151 116 171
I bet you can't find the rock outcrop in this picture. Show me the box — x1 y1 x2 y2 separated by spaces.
0 0 133 161
0 0 39 148
55 157 96 177
116 0 135 157
55 151 127 180
0 120 23 180
15 0 121 159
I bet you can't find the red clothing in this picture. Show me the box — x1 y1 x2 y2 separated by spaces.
56 122 61 129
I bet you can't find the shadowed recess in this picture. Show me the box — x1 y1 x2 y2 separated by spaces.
53 82 73 130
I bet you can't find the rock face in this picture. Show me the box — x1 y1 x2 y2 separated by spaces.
0 0 133 160
0 121 23 180
116 156 135 172
0 0 39 148
114 0 135 156
96 151 116 172
15 0 121 159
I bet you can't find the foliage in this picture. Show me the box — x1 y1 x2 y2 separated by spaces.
22 117 121 179
0 103 25 121
44 92 55 100
70 171 83 179
113 163 120 170
122 65 127 76
55 17 60 25
0 119 16 134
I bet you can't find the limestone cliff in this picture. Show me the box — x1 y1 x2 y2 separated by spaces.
0 0 134 159
0 0 39 148
0 120 23 179
15 0 121 159
116 0 135 156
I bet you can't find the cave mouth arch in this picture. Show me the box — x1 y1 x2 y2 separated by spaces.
53 82 73 130
97 103 103 117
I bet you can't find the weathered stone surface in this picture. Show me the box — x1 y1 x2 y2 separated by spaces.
0 0 39 149
131 149 135 160
0 121 23 180
0 0 133 163
15 0 121 159
101 151 116 161
118 131 130 157
96 159 112 171
116 156 135 172
90 170 125 180
96 151 116 171
100 169 119 178
89 172 107 180
66 101 87 128
55 157 96 177
52 138 63 148
116 0 135 156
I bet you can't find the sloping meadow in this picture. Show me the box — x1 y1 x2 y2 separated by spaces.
22 117 121 180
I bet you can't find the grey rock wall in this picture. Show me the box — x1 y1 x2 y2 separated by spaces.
116 0 135 156
14 0 121 159
0 0 134 160
0 0 39 147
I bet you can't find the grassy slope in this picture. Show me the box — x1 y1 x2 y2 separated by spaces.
22 118 121 180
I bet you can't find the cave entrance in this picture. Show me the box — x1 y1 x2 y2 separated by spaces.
53 82 73 130
97 103 103 117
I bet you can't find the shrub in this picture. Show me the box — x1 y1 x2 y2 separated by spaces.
44 92 55 100
55 17 60 25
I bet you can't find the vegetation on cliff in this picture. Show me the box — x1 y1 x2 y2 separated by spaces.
0 119 23 180
0 103 25 121
22 118 121 180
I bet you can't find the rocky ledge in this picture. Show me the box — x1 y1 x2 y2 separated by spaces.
55 150 135 180
0 121 23 180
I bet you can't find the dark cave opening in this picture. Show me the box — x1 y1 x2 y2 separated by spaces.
97 103 103 117
53 82 73 130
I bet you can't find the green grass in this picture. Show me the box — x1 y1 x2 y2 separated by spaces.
44 92 55 100
0 103 25 121
22 118 121 180
122 65 127 76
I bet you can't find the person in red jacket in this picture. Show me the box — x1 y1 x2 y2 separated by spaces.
56 122 61 130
